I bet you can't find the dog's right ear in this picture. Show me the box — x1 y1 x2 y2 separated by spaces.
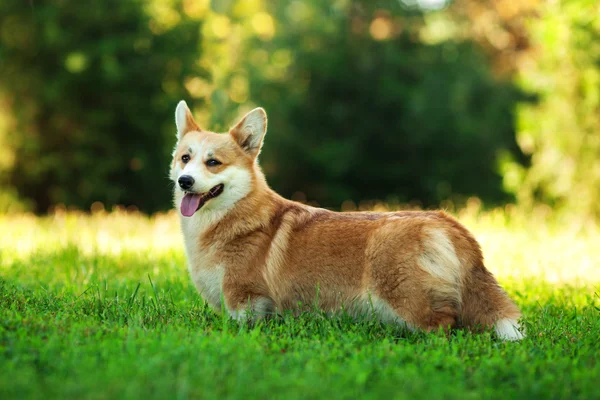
175 100 201 140
229 107 267 160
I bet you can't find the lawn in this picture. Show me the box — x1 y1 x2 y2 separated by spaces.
1 206 599 399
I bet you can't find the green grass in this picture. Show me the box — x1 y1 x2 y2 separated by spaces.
1 210 599 399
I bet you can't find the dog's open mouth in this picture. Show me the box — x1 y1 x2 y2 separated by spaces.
180 184 224 217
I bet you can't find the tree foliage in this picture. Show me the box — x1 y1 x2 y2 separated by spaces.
181 0 527 209
505 0 600 219
0 0 534 213
0 0 206 212
246 1 526 208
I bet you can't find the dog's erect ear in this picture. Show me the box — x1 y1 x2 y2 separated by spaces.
175 100 201 140
229 107 267 159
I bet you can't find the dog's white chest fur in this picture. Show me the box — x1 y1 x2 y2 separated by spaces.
180 211 227 310
190 265 225 309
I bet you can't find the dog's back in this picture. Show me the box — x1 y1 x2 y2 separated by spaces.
250 203 522 339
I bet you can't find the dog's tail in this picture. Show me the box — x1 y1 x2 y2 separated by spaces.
460 264 524 341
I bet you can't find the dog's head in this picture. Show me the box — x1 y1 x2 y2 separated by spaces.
170 101 267 217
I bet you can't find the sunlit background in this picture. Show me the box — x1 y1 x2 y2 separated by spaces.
0 0 599 284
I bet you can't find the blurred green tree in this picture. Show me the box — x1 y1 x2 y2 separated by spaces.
0 0 206 212
238 0 527 208
0 0 529 213
504 0 600 219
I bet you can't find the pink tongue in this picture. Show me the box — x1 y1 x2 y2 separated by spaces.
181 193 202 217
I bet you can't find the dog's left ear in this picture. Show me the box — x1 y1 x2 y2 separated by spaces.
229 107 267 160
175 100 201 140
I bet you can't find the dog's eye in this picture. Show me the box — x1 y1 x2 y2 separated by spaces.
181 154 190 164
206 159 221 167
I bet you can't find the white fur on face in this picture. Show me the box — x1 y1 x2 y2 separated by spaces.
176 139 210 191
174 162 251 210
171 136 253 218
177 158 253 311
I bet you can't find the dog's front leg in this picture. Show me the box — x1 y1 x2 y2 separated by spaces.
224 288 275 322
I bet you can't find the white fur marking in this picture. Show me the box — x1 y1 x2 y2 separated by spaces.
229 309 247 321
177 165 253 311
196 137 208 157
419 228 462 285
253 297 274 316
494 318 524 341
176 165 253 215
190 265 224 310
351 293 414 331
230 297 274 321
263 219 293 298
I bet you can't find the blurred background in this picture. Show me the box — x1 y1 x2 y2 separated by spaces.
0 0 598 219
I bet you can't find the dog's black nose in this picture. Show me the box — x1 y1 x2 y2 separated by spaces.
178 175 195 190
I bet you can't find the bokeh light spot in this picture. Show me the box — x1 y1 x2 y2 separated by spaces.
185 77 212 99
211 15 231 39
252 12 275 40
183 0 209 19
229 75 249 103
65 52 88 73
369 17 393 41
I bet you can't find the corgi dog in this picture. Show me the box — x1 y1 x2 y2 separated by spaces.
170 100 524 341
